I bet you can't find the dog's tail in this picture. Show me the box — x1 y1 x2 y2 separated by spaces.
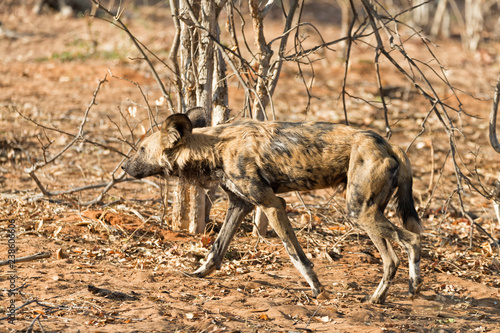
393 147 421 235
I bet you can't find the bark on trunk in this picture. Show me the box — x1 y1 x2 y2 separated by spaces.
171 0 228 233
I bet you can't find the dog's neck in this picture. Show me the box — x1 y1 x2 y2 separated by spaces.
170 133 221 188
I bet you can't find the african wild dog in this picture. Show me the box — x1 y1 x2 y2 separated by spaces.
122 109 422 304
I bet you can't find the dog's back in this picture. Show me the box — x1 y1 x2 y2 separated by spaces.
196 120 396 193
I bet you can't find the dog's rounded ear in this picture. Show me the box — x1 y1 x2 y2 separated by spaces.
161 113 193 148
186 107 208 128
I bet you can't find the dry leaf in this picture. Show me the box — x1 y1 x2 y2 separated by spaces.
185 313 196 320
316 290 330 300
155 96 166 106
127 106 137 118
53 225 62 238
55 248 65 259
491 257 500 271
328 225 345 231
320 315 330 322
200 235 214 248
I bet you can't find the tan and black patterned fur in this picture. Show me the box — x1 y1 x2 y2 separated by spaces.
122 110 422 304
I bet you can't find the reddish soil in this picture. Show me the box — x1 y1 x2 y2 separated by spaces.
1 2 500 332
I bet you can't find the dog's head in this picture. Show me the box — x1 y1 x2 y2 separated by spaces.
122 107 207 179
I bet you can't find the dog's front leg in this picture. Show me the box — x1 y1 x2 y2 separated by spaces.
260 196 323 297
192 192 254 277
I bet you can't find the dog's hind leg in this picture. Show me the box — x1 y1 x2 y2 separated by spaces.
383 220 422 297
347 148 421 303
361 209 401 304
370 236 400 303
260 195 323 297
371 216 421 303
355 207 421 304
192 192 254 277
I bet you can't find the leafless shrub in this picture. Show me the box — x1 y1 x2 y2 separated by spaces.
19 0 498 244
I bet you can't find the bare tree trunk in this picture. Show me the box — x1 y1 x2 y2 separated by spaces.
249 0 274 121
248 0 275 235
489 75 500 153
411 0 432 33
464 0 484 51
430 0 449 37
252 206 268 237
338 0 353 53
179 0 198 110
171 0 229 233
172 0 205 233
247 0 300 237
493 174 500 228
212 44 229 126
172 178 191 230
268 0 299 99
168 0 183 112
203 10 229 224
197 0 216 116
184 0 219 233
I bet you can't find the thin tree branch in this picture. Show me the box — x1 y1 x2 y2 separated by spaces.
489 75 500 153
90 0 176 114
24 76 108 177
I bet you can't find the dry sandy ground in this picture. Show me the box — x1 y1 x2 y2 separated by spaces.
1 2 500 332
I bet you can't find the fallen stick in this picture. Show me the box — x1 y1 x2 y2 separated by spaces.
0 252 51 266
88 285 138 301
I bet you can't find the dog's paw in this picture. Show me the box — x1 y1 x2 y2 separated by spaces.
190 262 216 278
408 279 423 300
316 289 330 300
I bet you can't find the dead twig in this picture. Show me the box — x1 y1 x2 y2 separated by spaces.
14 107 126 158
25 76 107 177
23 76 107 199
0 299 68 321
0 252 51 266
489 76 500 227
339 0 361 125
362 0 392 138
26 313 45 333
107 69 159 131
20 76 141 205
305 303 322 329
489 75 500 153
90 0 175 114
88 285 139 301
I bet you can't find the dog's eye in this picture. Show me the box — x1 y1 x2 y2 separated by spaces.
140 147 145 153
